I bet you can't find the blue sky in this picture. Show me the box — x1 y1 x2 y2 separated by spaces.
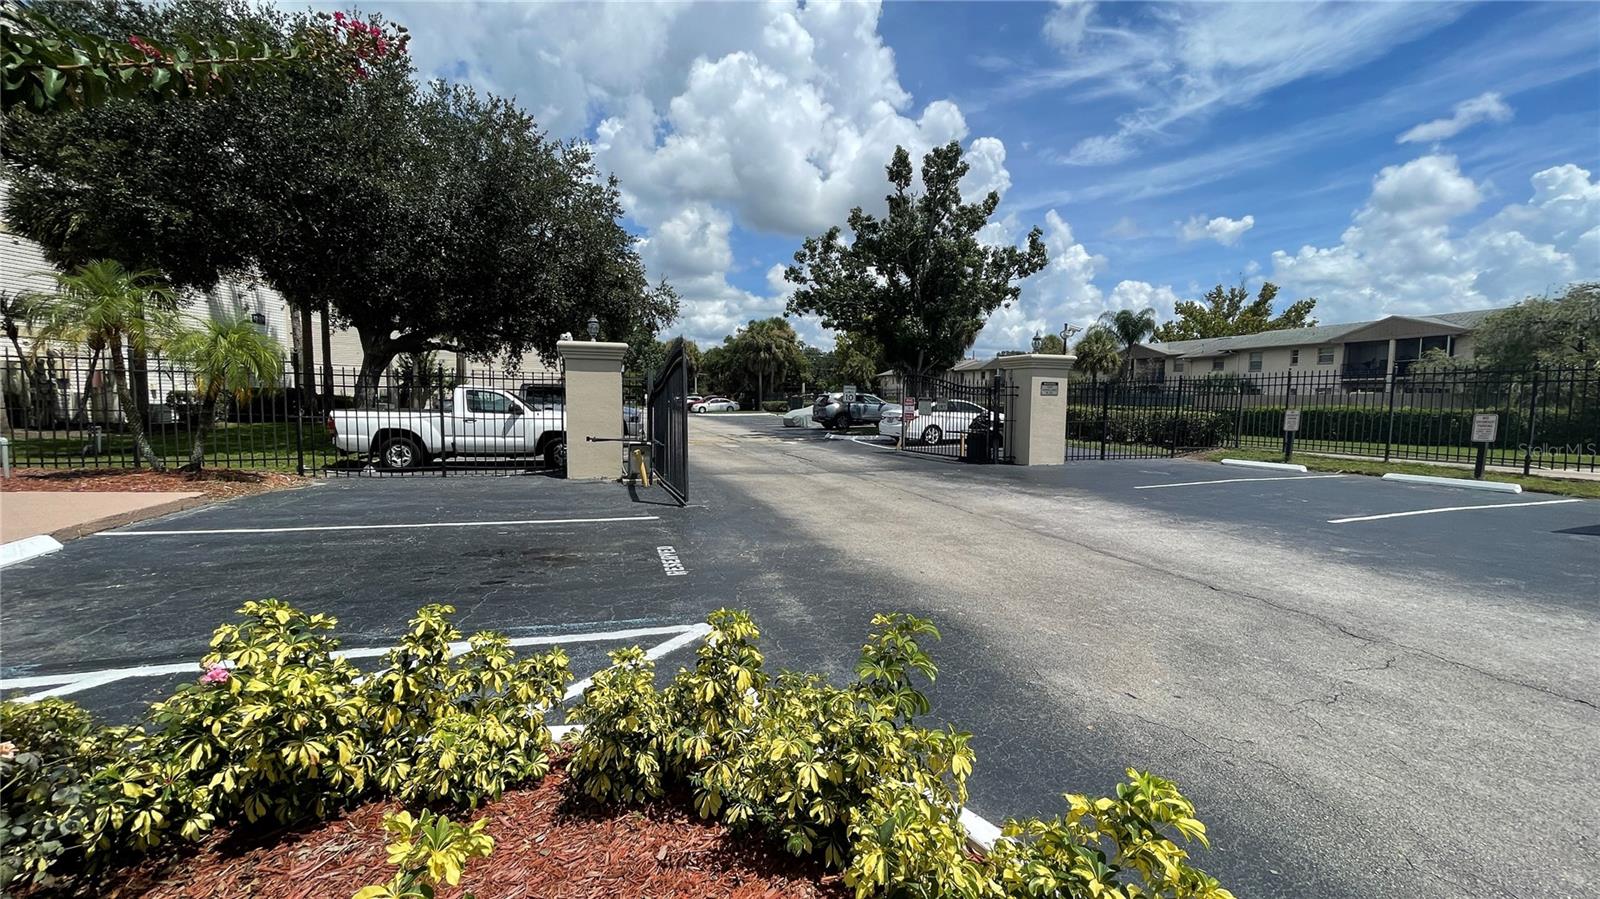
364 1 1599 353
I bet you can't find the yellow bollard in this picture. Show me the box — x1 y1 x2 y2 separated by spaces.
631 447 652 486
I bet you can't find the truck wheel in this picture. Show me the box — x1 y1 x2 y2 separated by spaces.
543 435 567 472
377 435 422 470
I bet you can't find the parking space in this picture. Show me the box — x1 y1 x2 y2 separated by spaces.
0 476 724 721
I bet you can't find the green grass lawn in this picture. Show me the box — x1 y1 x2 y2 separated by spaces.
1204 447 1600 499
5 421 340 473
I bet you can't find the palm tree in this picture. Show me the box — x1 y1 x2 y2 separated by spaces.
1071 326 1123 380
28 260 177 469
1096 307 1159 380
165 316 284 471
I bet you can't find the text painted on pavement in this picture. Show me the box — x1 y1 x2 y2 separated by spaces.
656 545 688 577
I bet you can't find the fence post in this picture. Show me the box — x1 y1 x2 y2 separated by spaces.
1283 369 1295 462
1169 377 1180 457
295 396 305 477
1383 362 1398 462
1234 377 1245 448
1099 379 1111 460
438 364 448 479
1522 366 1540 476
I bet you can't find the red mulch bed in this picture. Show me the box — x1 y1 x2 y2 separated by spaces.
0 468 307 500
93 760 846 899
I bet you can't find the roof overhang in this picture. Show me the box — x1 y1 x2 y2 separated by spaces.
1339 315 1470 343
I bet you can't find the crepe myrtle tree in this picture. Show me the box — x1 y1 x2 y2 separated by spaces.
1 3 404 113
785 142 1048 380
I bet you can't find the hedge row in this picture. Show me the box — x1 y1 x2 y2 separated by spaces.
0 604 1237 899
1067 406 1234 449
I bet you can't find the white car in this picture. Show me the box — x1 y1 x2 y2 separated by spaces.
781 406 821 428
877 399 996 444
691 396 740 413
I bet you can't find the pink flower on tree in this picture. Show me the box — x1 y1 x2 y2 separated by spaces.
199 664 231 685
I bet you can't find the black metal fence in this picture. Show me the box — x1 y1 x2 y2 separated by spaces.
1067 376 1239 460
884 373 1017 464
0 350 571 477
1066 364 1598 472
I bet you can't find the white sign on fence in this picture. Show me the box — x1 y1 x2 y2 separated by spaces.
1282 410 1301 432
1471 413 1499 443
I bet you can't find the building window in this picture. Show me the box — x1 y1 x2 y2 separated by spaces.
1173 359 1185 373
1211 357 1225 372
1290 349 1300 366
1317 346 1335 365
1248 351 1263 372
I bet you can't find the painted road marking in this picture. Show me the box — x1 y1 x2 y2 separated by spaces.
656 545 688 576
1 623 708 701
1328 498 1582 524
1135 474 1346 490
99 515 659 537
560 624 711 701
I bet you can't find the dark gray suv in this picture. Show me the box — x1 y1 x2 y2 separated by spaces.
811 391 891 430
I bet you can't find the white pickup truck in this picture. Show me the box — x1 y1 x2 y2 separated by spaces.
328 386 567 470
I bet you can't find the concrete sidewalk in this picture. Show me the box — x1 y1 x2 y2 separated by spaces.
0 491 207 543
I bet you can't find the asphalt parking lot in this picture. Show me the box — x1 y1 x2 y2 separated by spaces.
0 477 720 719
3 414 1596 899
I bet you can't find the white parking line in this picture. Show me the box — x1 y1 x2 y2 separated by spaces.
1328 498 1582 524
1135 474 1346 490
99 515 659 537
1 622 708 701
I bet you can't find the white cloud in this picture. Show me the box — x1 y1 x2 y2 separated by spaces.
1106 216 1143 240
1108 280 1181 319
1398 91 1514 144
1270 155 1600 320
1029 2 1462 165
391 1 1010 347
1043 1 1095 50
969 210 1185 355
1180 214 1255 246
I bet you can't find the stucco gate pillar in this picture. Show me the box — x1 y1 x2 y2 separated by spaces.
992 353 1077 466
557 339 628 479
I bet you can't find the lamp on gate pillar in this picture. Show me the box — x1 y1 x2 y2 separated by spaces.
586 316 600 341
1031 330 1044 353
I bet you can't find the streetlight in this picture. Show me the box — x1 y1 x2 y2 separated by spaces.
586 315 600 341
1031 330 1044 353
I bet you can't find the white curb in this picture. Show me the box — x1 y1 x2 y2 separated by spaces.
0 535 63 569
1219 458 1308 473
959 807 1003 853
1381 473 1522 494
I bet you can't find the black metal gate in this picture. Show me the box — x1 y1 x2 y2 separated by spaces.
894 373 1016 463
646 338 689 504
1065 377 1235 459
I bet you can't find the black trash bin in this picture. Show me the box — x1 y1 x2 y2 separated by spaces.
963 429 992 464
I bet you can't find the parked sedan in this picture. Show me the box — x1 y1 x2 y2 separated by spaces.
691 396 740 413
877 399 997 444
